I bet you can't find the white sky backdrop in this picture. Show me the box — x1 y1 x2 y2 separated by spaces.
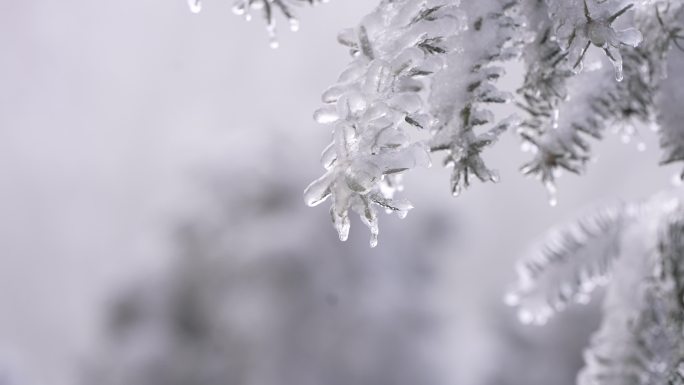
0 1 679 384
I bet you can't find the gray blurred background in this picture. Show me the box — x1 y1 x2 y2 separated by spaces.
0 1 679 384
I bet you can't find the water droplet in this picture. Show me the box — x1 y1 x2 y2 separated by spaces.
575 293 591 304
289 19 300 32
518 309 533 324
580 279 596 293
551 109 560 129
188 0 201 13
504 292 519 306
232 2 246 15
520 141 534 153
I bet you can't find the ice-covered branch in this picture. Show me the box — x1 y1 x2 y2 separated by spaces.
304 0 463 246
187 0 684 251
517 1 675 203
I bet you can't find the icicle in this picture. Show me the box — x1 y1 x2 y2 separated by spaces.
331 207 350 242
369 233 378 248
451 181 462 197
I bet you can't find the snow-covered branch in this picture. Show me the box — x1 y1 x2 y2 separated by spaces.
428 0 526 196
509 188 684 385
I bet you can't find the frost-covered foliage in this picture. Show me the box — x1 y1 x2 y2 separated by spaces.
188 0 327 47
508 187 684 385
192 0 684 244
